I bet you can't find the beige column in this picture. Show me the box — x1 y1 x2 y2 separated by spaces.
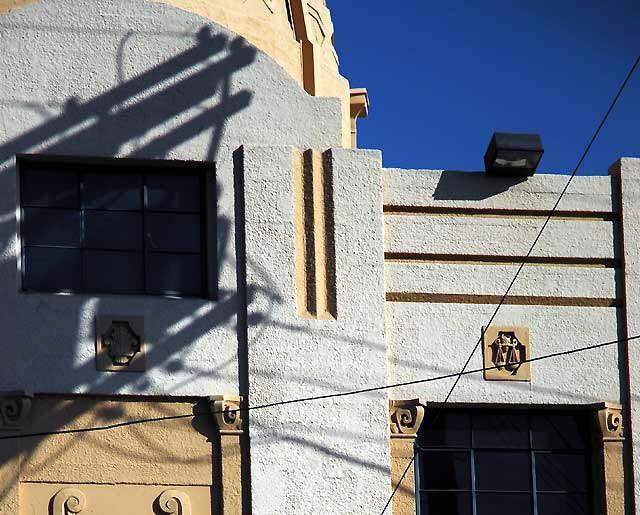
389 399 425 515
593 402 625 515
211 395 246 515
0 392 32 515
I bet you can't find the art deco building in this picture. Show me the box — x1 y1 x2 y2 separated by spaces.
0 1 637 514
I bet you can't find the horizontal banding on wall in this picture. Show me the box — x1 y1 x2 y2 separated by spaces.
384 253 620 268
386 292 621 307
383 205 619 221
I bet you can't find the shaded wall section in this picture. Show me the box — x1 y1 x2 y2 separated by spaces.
0 0 342 397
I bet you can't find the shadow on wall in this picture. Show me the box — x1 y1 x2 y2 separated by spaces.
0 25 268 512
432 170 527 201
0 21 390 513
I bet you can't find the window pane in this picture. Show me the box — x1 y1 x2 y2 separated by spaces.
531 414 588 450
23 247 81 291
472 412 529 449
535 453 588 492
475 451 531 491
83 251 144 294
477 493 532 515
83 173 142 210
22 208 81 247
419 451 471 490
84 211 142 250
146 253 202 296
420 492 471 515
537 493 590 515
146 174 201 212
145 213 201 253
418 411 470 448
21 170 78 207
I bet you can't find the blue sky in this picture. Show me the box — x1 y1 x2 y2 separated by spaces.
331 1 640 175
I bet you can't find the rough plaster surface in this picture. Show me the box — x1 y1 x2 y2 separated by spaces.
383 168 615 212
242 145 389 515
385 262 618 298
20 397 215 485
385 215 616 259
0 0 341 396
386 302 622 405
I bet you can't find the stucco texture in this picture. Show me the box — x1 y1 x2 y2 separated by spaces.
241 145 390 515
0 0 342 396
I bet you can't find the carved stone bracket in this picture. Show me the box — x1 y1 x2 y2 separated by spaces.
210 395 245 435
389 399 425 438
52 488 86 514
158 489 191 515
0 391 32 431
595 402 624 442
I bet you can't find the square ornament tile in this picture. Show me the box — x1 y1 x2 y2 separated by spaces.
95 316 146 372
482 326 531 381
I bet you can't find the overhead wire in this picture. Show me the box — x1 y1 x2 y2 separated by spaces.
0 333 638 441
377 52 640 515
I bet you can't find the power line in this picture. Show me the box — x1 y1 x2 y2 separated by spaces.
377 52 640 515
1 333 637 441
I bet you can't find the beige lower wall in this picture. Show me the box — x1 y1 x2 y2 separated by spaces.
20 483 212 515
0 395 245 515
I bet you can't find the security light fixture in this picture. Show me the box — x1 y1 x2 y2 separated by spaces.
484 132 544 177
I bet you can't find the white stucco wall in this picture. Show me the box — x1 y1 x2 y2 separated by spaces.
0 0 342 396
242 145 389 515
382 168 624 406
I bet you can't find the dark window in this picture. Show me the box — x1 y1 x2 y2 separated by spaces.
416 409 592 515
19 156 209 297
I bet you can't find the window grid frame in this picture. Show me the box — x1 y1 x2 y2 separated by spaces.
415 410 594 515
18 155 210 299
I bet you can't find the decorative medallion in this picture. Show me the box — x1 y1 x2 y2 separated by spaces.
158 489 191 515
95 316 145 372
210 395 244 434
482 326 531 381
0 392 32 431
389 399 425 438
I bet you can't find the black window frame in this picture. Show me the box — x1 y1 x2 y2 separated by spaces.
415 408 594 515
17 154 212 299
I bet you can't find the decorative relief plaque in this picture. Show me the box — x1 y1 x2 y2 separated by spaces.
95 316 145 372
158 489 191 515
482 326 531 381
52 488 87 514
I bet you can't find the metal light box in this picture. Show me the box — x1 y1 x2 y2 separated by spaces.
484 132 544 177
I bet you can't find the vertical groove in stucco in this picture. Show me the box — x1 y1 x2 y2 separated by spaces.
321 149 337 319
293 148 336 319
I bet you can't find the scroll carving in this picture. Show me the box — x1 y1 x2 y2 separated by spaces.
52 488 86 515
389 399 425 438
211 395 244 434
158 490 191 515
595 403 624 441
0 392 32 430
